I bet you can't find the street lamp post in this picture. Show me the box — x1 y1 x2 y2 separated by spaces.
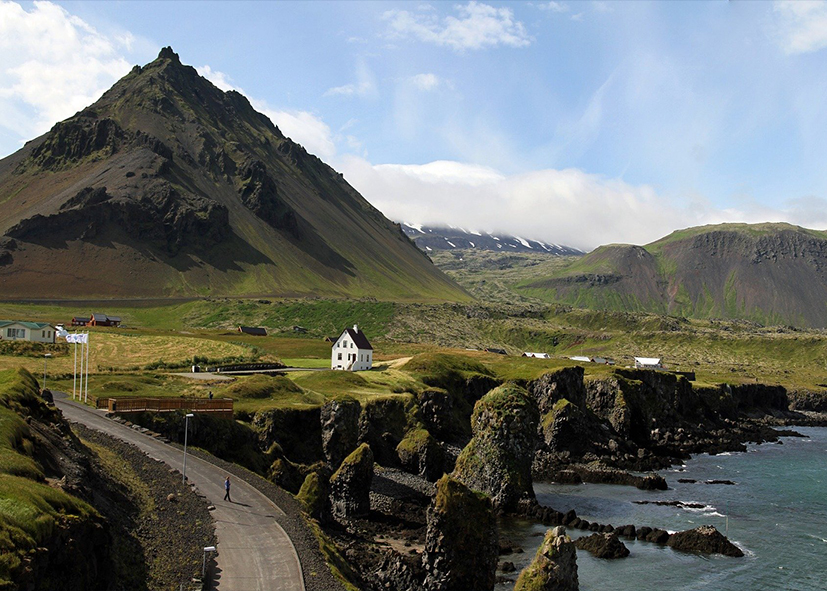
183 413 194 484
43 353 52 391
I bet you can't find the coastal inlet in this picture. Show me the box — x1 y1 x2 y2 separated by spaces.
497 427 827 591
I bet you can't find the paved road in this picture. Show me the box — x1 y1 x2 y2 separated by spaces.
54 393 304 591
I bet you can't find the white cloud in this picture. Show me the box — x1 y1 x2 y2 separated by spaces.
410 73 440 91
259 107 337 161
0 1 135 144
324 61 377 97
773 0 827 54
339 157 827 251
197 64 338 161
383 1 531 51
538 2 569 13
196 65 237 92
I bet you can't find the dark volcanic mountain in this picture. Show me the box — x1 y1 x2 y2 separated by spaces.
519 223 827 328
0 48 467 301
401 223 583 256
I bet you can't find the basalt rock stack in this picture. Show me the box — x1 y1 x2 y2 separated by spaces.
452 384 540 511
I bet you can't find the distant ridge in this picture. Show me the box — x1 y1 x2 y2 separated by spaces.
518 222 827 328
0 48 468 302
401 223 583 256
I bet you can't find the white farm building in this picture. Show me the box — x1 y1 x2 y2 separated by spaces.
331 325 373 371
634 357 663 370
0 321 56 343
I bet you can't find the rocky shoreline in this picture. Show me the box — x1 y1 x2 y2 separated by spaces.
121 361 827 591
299 366 827 591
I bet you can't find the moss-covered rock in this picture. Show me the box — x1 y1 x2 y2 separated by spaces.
329 443 373 519
514 526 578 591
358 397 411 467
422 475 498 591
453 384 539 511
297 471 330 522
396 427 445 482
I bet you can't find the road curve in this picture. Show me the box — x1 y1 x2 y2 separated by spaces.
54 393 304 591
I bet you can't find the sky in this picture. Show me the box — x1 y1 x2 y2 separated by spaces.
2 1 827 250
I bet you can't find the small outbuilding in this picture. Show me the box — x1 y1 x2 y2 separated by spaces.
634 357 663 370
89 313 121 327
569 355 592 363
0 321 56 343
523 352 550 359
331 324 373 371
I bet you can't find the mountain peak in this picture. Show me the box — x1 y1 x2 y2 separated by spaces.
157 46 181 63
0 49 468 302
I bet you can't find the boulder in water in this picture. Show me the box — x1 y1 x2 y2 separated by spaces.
573 532 630 559
667 525 744 557
514 526 579 591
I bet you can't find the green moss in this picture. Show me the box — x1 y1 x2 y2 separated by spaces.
296 472 326 518
0 368 99 587
330 443 372 482
306 519 361 591
396 428 431 454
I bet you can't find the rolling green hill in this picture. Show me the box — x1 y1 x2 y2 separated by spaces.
518 223 827 328
0 48 467 303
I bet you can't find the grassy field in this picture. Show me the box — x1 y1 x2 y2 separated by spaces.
0 295 824 410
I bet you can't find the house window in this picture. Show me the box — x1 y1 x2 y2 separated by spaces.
6 328 24 339
338 353 342 360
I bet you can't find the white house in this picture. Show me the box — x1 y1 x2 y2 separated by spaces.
569 356 592 363
523 352 550 359
0 321 56 343
634 357 663 370
331 325 373 371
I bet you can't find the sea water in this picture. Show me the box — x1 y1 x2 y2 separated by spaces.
498 427 827 591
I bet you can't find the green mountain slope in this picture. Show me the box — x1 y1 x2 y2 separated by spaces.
518 222 827 328
0 48 467 302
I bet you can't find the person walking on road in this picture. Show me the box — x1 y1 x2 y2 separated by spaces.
224 476 231 502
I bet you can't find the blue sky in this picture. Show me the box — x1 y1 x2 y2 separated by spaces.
2 1 827 250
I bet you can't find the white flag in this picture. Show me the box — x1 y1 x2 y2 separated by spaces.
57 328 69 338
66 334 89 344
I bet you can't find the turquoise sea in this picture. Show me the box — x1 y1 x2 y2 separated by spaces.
498 427 827 591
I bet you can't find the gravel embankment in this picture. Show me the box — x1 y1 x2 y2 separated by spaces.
73 423 216 590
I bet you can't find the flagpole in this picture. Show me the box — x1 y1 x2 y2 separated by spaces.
80 337 85 403
86 332 90 403
73 341 77 400
84 332 90 403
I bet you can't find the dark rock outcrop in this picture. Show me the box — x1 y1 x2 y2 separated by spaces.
573 532 630 559
320 397 361 469
513 526 578 591
329 443 374 519
530 367 587 412
666 525 744 557
422 475 498 591
453 384 540 511
397 428 445 482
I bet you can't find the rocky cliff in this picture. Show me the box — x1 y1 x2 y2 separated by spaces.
521 223 827 328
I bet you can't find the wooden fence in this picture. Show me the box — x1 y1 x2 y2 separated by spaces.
96 397 233 417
